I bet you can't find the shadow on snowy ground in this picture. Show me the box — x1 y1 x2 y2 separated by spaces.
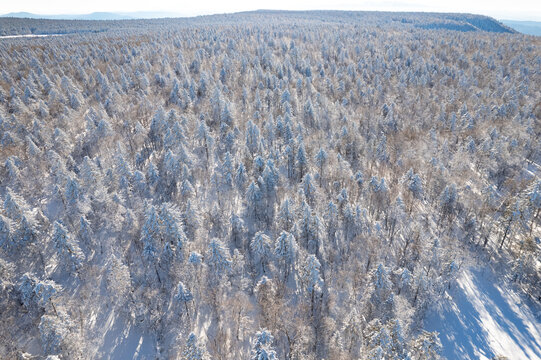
424 268 541 360
98 310 155 360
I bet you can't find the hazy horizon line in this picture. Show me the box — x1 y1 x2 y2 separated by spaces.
1 9 540 22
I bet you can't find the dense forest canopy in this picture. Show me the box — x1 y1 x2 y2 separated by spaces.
0 10 539 360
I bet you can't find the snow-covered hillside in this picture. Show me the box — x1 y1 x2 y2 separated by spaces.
0 10 539 360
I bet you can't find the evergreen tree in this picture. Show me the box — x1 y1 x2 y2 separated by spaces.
251 329 278 360
246 180 263 222
181 333 208 360
0 214 14 248
183 200 201 241
274 231 296 278
230 213 245 249
39 312 70 355
251 231 272 273
439 184 458 222
302 173 317 205
78 215 92 246
278 197 295 231
302 254 323 315
235 163 247 190
315 147 328 186
206 238 232 274
4 188 25 221
410 331 442 360
51 221 84 269
408 173 423 200
160 203 186 258
65 177 81 205
246 120 260 156
296 143 308 181
175 281 194 315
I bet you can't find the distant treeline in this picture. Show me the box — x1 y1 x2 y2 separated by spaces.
0 10 515 36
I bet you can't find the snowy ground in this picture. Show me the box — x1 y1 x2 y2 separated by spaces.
425 268 541 360
98 310 155 360
0 34 64 39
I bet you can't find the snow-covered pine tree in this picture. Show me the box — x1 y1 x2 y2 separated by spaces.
141 205 160 261
315 147 328 186
181 332 208 360
175 281 194 317
274 230 296 280
302 254 323 315
51 221 84 270
250 329 278 360
159 203 185 259
206 238 232 274
251 231 272 273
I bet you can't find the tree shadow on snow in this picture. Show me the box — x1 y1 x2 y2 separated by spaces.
424 268 541 360
99 311 155 360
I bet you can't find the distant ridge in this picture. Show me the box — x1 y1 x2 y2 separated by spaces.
0 11 182 20
243 10 515 33
0 10 517 36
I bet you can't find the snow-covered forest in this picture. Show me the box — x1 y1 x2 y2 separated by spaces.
0 10 539 360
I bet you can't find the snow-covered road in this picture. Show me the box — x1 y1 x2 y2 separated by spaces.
0 34 64 39
424 268 541 360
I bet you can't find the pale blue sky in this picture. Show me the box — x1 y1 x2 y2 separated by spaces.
1 0 540 21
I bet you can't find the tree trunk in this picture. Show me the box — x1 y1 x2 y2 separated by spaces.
499 218 512 250
530 208 540 236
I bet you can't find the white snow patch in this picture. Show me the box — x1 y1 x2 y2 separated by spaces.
0 34 64 39
425 268 541 360
97 310 155 360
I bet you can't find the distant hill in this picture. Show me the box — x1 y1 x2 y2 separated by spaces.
501 20 541 36
0 11 182 20
0 10 517 37
239 10 515 33
1 12 40 19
